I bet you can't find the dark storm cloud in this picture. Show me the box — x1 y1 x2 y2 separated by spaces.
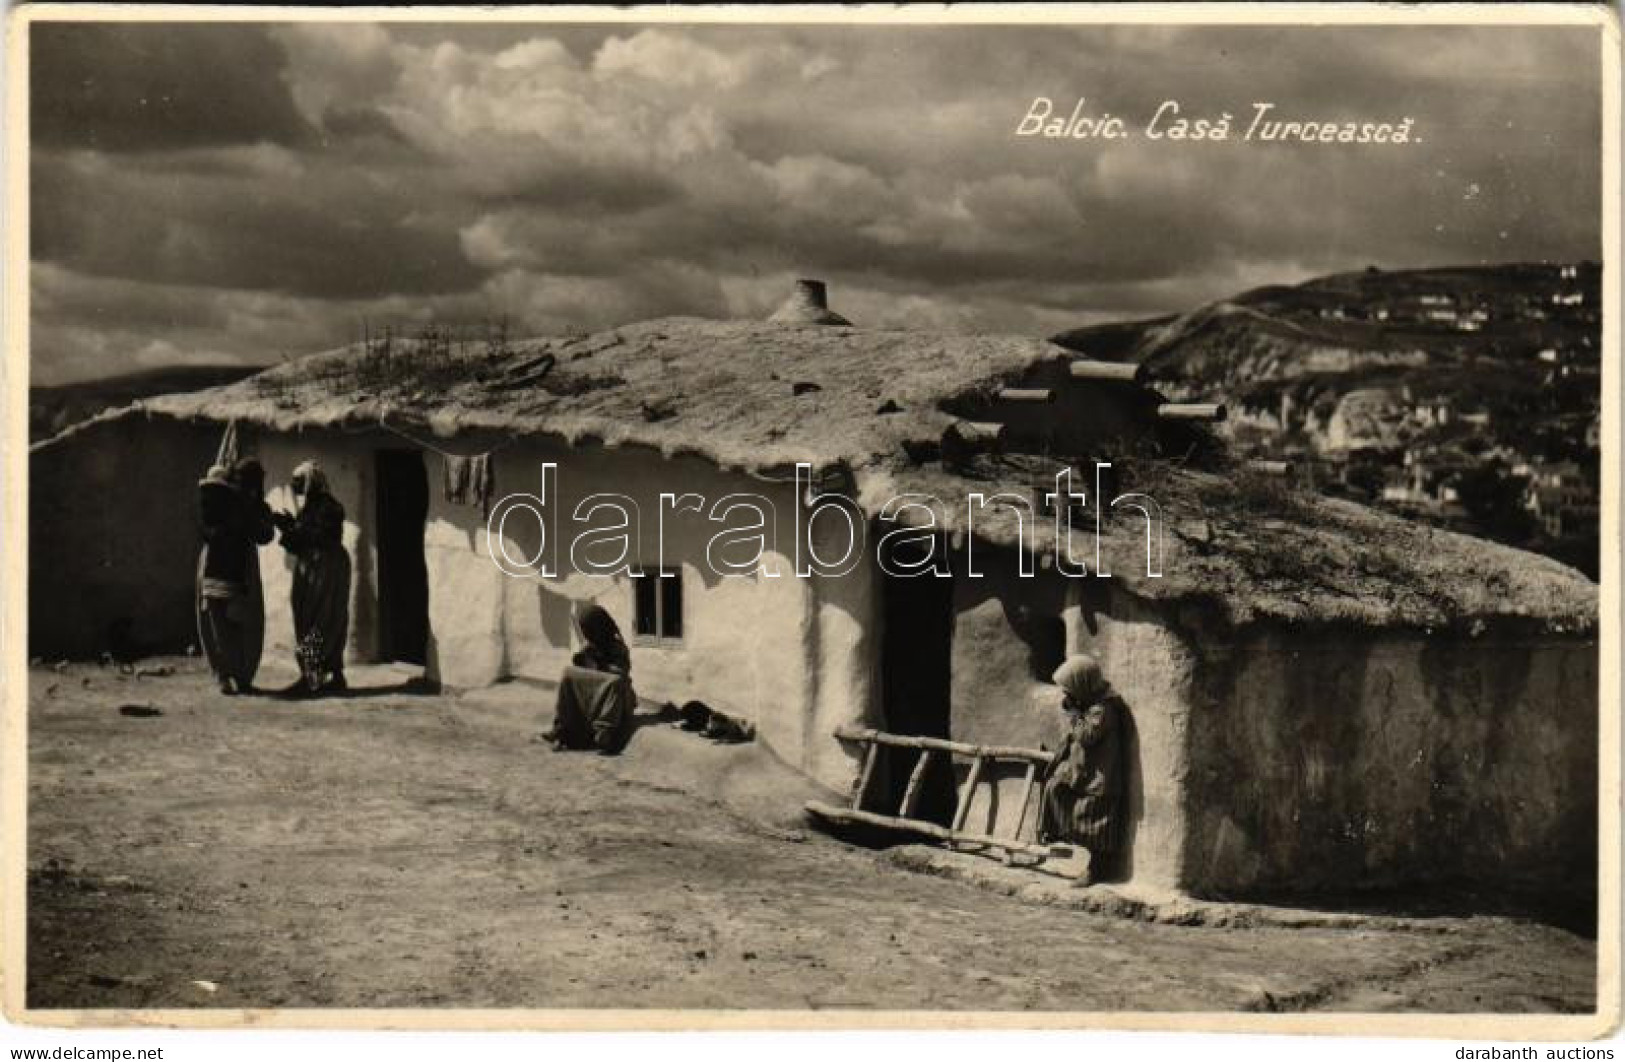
31 149 488 299
32 23 315 151
28 20 1604 384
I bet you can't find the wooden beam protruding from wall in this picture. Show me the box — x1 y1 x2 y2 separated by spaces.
1069 359 1145 383
997 387 1055 404
1156 402 1227 422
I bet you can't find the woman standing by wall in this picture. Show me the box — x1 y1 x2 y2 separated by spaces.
272 460 351 695
196 459 274 694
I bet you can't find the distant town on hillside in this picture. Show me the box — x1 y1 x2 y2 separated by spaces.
1053 262 1602 579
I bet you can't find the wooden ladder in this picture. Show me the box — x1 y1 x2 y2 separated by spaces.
805 725 1057 863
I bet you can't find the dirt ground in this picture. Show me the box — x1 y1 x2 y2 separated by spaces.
25 657 1598 1013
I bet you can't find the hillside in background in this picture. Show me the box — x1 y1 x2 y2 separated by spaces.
30 364 262 443
1053 262 1602 578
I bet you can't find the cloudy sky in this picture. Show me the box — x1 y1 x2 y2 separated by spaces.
30 19 1601 384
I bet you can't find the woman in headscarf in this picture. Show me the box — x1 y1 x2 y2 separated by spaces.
196 458 274 694
271 460 351 695
1038 653 1128 883
570 602 631 676
540 601 636 753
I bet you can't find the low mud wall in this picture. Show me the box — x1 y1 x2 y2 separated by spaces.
1179 625 1599 907
29 416 220 658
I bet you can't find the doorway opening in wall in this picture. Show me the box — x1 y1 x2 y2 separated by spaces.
375 449 430 665
879 541 957 826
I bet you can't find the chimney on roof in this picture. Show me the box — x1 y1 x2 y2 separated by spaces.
768 278 852 326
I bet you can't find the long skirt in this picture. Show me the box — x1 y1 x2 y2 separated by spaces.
195 548 265 688
1038 779 1123 855
292 545 351 685
549 665 637 752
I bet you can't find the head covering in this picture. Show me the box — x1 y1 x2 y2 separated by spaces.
1053 653 1109 707
290 460 330 510
572 601 626 655
231 458 266 497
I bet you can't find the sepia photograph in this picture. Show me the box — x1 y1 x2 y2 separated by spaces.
3 3 1616 1039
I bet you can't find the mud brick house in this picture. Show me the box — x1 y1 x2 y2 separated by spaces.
31 281 1598 906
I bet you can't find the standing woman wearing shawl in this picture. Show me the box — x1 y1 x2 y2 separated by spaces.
272 461 351 695
1038 653 1128 883
541 602 636 753
196 459 275 694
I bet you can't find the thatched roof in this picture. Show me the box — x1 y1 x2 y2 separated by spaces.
135 316 1084 473
78 306 1595 633
876 458 1597 632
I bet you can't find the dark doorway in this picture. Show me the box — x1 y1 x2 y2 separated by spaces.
879 543 957 826
375 449 430 665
